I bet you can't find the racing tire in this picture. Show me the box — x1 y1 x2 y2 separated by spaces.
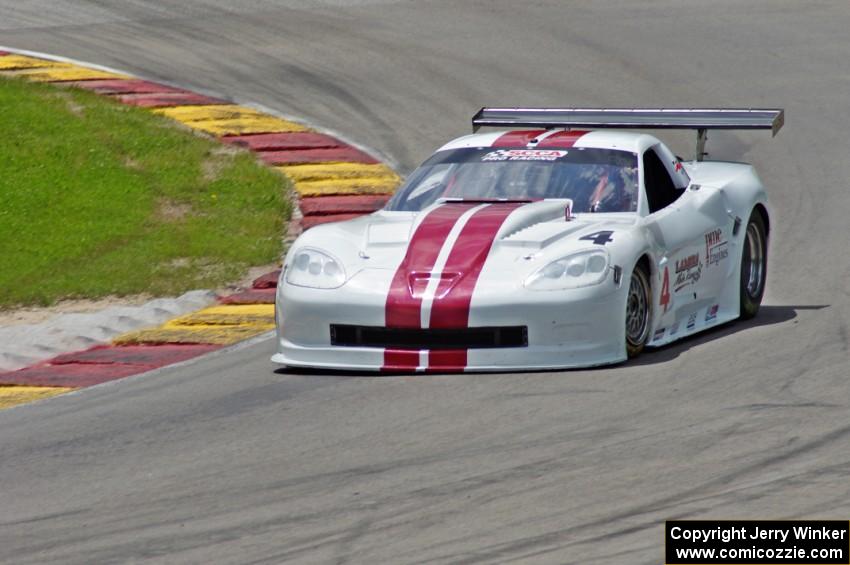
739 211 768 319
625 262 652 358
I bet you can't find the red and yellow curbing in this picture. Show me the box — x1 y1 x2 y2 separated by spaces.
0 386 72 410
0 49 403 409
113 304 276 346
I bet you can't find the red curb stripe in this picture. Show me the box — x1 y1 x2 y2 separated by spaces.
49 76 125 84
115 91 225 108
0 51 10 56
0 363 150 388
252 270 281 289
64 79 184 95
219 288 276 304
259 147 379 166
50 344 220 366
221 132 345 151
300 194 390 216
302 213 365 229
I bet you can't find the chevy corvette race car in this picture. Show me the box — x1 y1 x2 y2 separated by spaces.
273 107 784 372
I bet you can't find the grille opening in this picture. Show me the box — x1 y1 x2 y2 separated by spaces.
330 325 528 349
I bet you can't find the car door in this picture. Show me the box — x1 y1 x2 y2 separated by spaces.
640 145 708 326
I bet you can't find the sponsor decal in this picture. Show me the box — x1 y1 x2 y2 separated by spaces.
660 266 671 312
707 241 728 266
482 149 568 162
579 230 614 245
675 254 699 272
704 229 729 268
653 328 665 341
674 253 702 291
686 312 698 330
705 229 722 255
705 304 719 322
669 320 680 336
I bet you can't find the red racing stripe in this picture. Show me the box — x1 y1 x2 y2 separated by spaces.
426 203 520 371
534 130 589 148
383 349 421 372
428 203 521 331
426 350 468 373
385 204 474 329
382 204 475 370
382 202 521 372
491 129 546 147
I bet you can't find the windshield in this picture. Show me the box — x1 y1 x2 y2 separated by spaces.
386 147 639 212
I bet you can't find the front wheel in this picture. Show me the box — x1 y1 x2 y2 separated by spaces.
625 262 652 358
739 211 768 319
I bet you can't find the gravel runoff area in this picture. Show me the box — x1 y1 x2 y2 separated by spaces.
0 290 216 372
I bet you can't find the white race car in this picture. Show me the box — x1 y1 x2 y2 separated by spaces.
273 108 783 372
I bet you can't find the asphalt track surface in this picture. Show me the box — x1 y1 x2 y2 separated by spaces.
2 2 849 563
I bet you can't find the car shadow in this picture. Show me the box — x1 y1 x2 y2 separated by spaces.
275 367 386 377
273 304 829 377
626 304 829 367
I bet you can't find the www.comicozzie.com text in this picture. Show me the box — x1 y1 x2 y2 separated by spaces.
670 524 847 544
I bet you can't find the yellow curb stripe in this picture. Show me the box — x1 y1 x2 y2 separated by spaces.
112 305 274 345
276 163 401 183
189 117 308 136
153 104 266 122
167 304 275 326
0 55 70 70
4 66 129 82
179 304 275 316
0 386 72 410
293 177 402 197
113 325 272 346
153 104 308 135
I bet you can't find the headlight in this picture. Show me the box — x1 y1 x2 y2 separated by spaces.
285 248 346 289
524 249 609 290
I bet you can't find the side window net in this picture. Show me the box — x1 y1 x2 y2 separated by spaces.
643 148 681 213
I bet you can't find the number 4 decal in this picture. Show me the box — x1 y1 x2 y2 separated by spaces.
579 230 614 245
660 266 671 313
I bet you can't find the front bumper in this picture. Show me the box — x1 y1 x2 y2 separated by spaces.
272 268 628 372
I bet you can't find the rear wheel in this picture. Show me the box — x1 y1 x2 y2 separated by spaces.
740 211 768 319
625 262 652 358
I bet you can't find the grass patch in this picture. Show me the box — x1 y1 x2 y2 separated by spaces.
0 77 290 308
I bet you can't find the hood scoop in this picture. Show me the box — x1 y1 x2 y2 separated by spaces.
495 199 584 249
496 199 574 239
407 271 460 299
500 222 590 249
365 218 413 248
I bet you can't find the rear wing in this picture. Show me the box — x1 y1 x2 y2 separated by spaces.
471 107 784 161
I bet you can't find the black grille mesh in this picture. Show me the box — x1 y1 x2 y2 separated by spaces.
330 325 528 349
